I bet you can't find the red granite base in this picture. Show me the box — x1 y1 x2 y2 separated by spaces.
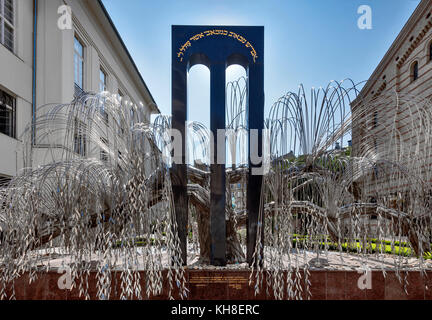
4 270 432 300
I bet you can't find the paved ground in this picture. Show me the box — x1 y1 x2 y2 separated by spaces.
26 244 432 271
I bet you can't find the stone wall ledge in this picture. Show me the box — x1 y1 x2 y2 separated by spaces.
2 269 431 300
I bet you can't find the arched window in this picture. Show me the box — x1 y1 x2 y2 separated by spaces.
411 61 419 82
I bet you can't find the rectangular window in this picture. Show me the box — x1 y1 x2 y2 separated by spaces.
99 68 108 122
0 88 16 138
429 43 432 62
118 89 127 104
117 89 126 134
118 89 124 100
73 118 87 156
74 36 84 96
0 175 11 188
100 137 108 162
99 69 107 92
0 175 11 212
373 111 378 128
0 0 15 53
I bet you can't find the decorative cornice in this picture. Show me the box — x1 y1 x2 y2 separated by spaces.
396 19 432 68
372 81 387 100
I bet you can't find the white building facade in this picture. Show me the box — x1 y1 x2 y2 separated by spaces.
0 0 159 184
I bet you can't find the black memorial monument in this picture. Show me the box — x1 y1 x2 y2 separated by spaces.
171 26 264 266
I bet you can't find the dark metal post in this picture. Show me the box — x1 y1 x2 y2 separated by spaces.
210 62 227 266
246 46 265 266
171 35 188 265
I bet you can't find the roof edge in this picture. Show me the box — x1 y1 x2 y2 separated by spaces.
96 0 160 114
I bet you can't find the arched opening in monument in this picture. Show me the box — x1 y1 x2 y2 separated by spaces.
225 64 248 168
225 64 248 253
184 62 250 265
186 63 212 264
187 64 210 166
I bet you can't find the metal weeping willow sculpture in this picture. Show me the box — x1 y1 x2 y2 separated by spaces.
251 80 432 299
0 93 188 300
0 77 432 300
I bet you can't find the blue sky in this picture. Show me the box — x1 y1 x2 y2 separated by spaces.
102 0 420 127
